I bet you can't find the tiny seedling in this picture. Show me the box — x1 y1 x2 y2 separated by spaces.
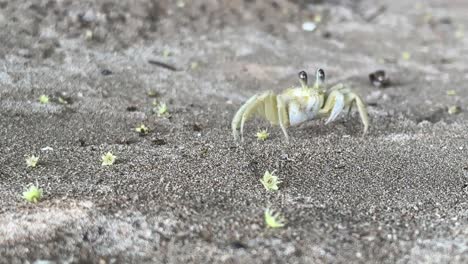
260 170 281 191
176 0 185 8
84 29 93 40
314 14 322 23
448 105 461 115
455 29 464 39
23 185 43 203
402 52 411 61
264 208 286 228
446 90 457 96
101 152 116 166
39 95 49 104
135 124 149 135
147 90 160 98
256 129 270 141
25 155 39 168
162 49 172 57
58 97 68 104
190 62 199 70
155 102 169 117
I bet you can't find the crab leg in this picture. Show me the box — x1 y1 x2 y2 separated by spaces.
276 94 290 142
232 91 283 141
232 94 258 140
347 93 369 134
320 90 345 124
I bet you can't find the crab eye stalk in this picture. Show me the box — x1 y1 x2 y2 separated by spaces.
314 68 325 88
298 70 308 88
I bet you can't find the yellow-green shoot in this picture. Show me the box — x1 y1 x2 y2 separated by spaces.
446 90 457 96
162 49 172 57
264 208 286 228
156 102 169 117
23 185 43 203
101 152 116 166
260 170 281 191
402 52 411 61
58 97 68 104
135 124 149 135
190 62 199 70
26 155 39 168
39 95 49 104
448 105 461 115
256 129 270 141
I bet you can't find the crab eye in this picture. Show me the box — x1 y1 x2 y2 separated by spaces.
317 69 325 81
298 71 308 84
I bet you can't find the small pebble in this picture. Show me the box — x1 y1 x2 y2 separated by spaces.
101 69 112 76
369 70 390 88
126 106 138 112
302 22 316 32
41 146 54 151
152 138 167 145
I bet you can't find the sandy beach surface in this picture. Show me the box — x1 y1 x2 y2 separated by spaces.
0 0 467 263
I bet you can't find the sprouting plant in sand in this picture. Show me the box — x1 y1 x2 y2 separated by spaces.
448 105 461 115
57 96 68 105
264 208 286 228
135 124 149 135
256 129 270 141
39 95 49 104
446 90 456 96
154 102 169 117
162 49 172 57
401 51 411 60
190 62 199 70
25 155 39 168
260 170 281 191
23 185 43 203
101 152 116 166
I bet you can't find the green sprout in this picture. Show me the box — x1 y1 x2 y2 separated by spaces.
84 29 93 40
23 185 43 203
176 0 185 8
101 152 116 166
190 62 199 70
135 124 149 135
39 95 49 104
402 52 411 61
455 25 464 39
260 170 281 191
25 155 39 168
58 97 68 104
256 129 270 141
448 105 461 115
156 102 169 117
163 49 172 57
423 13 433 23
264 208 286 228
446 90 457 96
314 14 322 23
147 90 160 98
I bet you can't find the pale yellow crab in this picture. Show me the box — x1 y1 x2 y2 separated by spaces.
232 69 369 142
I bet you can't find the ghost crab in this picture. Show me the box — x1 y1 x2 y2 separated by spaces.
232 69 369 142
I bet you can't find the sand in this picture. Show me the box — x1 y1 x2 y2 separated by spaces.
0 0 467 263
